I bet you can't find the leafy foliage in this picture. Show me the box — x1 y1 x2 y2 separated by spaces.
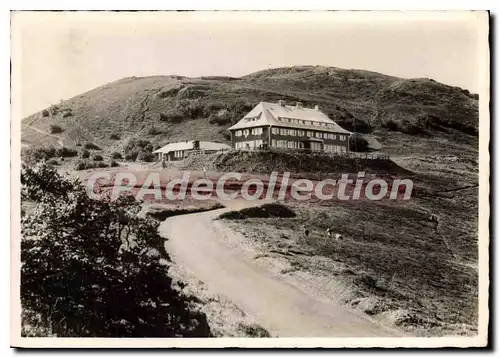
21 163 211 337
56 147 78 158
22 147 57 164
84 142 100 150
348 135 370 152
49 125 63 134
123 139 155 162
80 149 90 159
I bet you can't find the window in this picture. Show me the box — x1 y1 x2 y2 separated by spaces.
307 131 313 137
311 142 322 151
272 127 278 134
333 134 337 140
323 133 328 139
252 128 263 135
315 132 322 138
271 139 277 147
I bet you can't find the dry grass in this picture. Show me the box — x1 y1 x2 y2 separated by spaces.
223 190 478 336
21 66 477 158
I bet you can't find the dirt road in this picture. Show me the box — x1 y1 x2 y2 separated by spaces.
159 203 401 337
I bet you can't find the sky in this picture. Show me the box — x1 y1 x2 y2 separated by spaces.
12 11 488 118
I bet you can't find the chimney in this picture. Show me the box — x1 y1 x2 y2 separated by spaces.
278 100 284 106
314 104 319 111
296 102 303 108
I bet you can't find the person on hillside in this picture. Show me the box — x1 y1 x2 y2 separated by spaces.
302 225 310 239
202 166 207 179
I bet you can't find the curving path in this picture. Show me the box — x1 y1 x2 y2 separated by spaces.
159 204 402 337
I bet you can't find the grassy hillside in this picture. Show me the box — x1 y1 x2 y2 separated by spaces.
21 66 479 158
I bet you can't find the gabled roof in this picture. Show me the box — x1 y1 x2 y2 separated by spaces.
227 102 351 134
153 140 230 154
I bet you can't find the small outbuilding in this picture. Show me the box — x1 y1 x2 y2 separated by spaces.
153 140 230 161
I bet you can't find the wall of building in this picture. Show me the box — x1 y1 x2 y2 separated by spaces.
231 127 270 149
231 126 349 152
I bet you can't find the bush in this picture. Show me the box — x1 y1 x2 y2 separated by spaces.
219 203 295 220
46 159 58 166
56 147 77 158
383 120 400 132
49 125 63 134
208 112 232 126
111 152 122 159
220 130 231 141
84 142 100 150
41 109 50 117
124 139 153 153
92 154 103 161
124 151 139 161
80 149 90 159
110 133 120 140
147 127 162 135
21 164 211 337
218 210 246 220
49 106 59 116
22 147 57 163
62 109 73 118
123 139 155 162
74 160 90 170
137 151 156 163
109 160 120 167
348 135 370 152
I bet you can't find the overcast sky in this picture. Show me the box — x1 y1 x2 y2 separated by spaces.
12 11 487 118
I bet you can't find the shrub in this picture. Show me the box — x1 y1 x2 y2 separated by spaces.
111 152 122 159
49 106 59 116
56 147 77 158
49 125 63 134
41 109 49 117
22 147 57 163
348 135 370 152
124 139 153 153
96 162 108 168
80 149 90 159
383 120 400 131
124 151 139 161
123 139 155 162
74 160 90 170
147 127 162 135
110 133 120 140
218 210 246 220
219 203 295 220
220 130 231 141
62 109 73 118
46 159 58 166
109 160 119 167
137 151 156 163
84 142 100 150
208 113 232 126
92 154 103 161
76 142 82 147
21 164 211 337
